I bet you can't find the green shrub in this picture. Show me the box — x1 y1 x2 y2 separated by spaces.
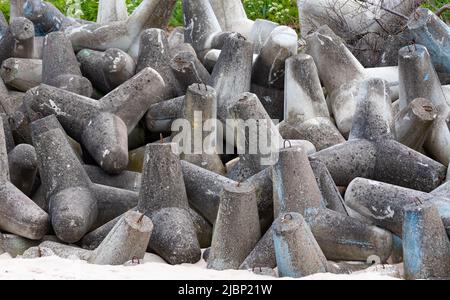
243 0 299 27
0 0 9 20
423 0 450 22
169 0 183 27
79 0 98 21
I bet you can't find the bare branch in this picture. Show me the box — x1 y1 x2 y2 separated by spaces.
355 0 409 20
435 5 450 18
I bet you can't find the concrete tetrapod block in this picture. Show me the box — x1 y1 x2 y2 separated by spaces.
25 67 165 174
185 148 338 231
77 48 136 94
138 143 201 265
326 261 374 275
145 96 184 133
31 181 139 230
0 114 15 153
305 25 366 137
80 206 212 251
246 168 274 233
250 26 297 119
305 208 394 263
148 207 201 265
303 29 406 130
248 19 278 55
141 0 178 30
202 2 276 55
209 33 253 124
0 115 49 240
364 66 401 100
31 115 97 243
89 211 153 266
407 8 450 75
242 207 393 270
0 17 35 65
251 84 285 121
309 158 348 216
80 213 129 251
0 234 59 258
1 58 42 92
137 28 183 100
403 203 450 280
273 212 328 278
125 136 174 172
172 84 225 175
388 234 404 265
394 98 436 151
84 165 141 193
6 108 34 145
273 146 323 217
398 44 450 166
8 143 37 196
170 40 198 59
0 184 47 240
10 0 26 21
138 143 189 214
348 79 394 142
65 0 171 57
345 177 450 237
227 93 282 181
42 32 93 97
202 49 223 72
6 91 25 110
168 27 185 53
23 0 81 36
89 184 139 230
311 78 446 192
9 17 35 59
21 246 56 258
241 216 384 272
97 0 128 24
398 45 447 109
0 118 10 183
181 160 236 224
297 0 423 67
187 208 213 249
32 35 44 59
0 81 17 117
23 241 92 260
282 54 345 151
240 152 345 217
170 51 211 90
240 223 277 270
182 0 223 55
208 0 254 39
252 26 298 90
208 183 261 270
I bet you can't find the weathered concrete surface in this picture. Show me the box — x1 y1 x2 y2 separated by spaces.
89 211 153 266
311 79 446 192
408 8 450 75
1 58 42 92
274 213 328 278
208 183 261 270
403 203 450 280
97 0 128 24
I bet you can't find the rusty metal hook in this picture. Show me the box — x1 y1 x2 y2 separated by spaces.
283 140 292 149
132 256 140 264
283 213 293 222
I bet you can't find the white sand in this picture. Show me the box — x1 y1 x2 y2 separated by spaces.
0 253 402 280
